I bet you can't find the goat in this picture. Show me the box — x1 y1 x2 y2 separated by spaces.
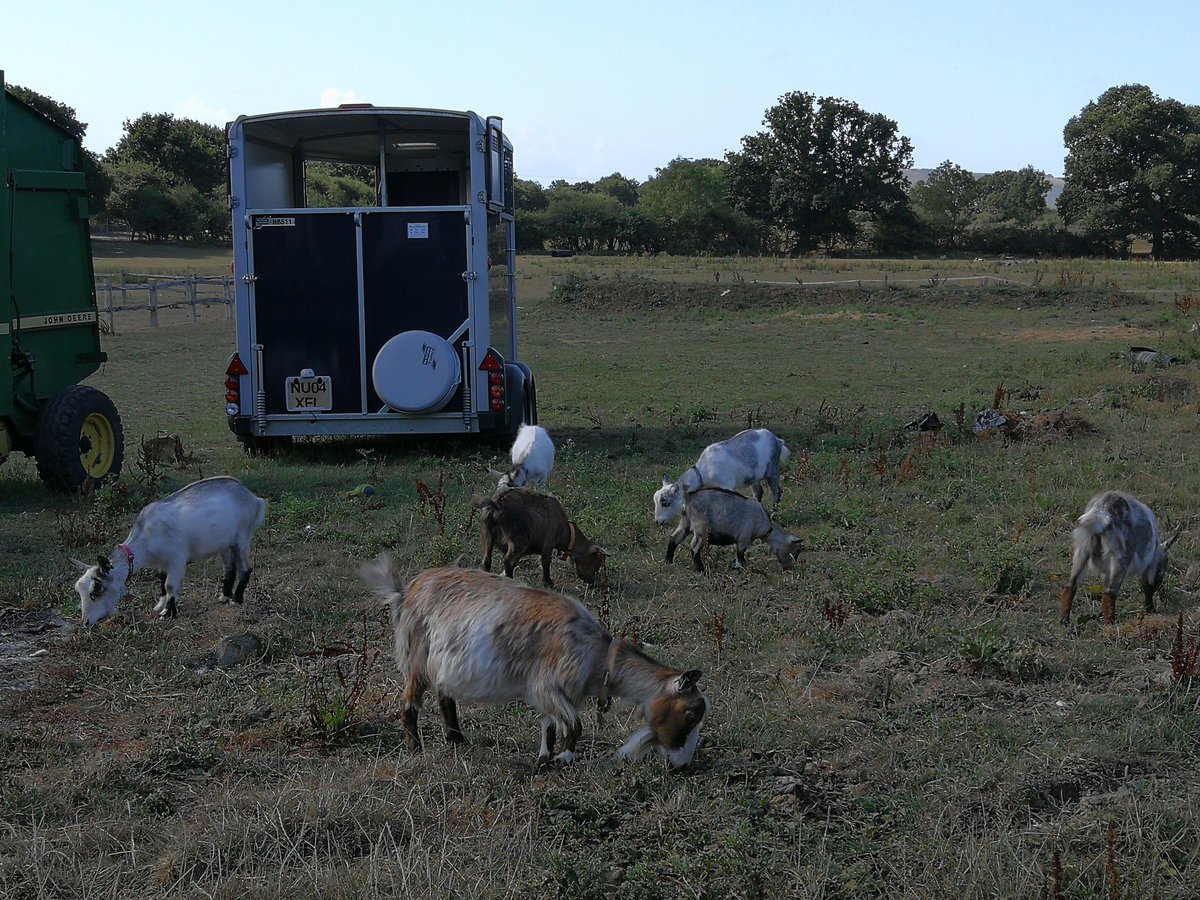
139 433 193 468
474 487 607 587
361 558 709 767
653 428 789 526
1059 491 1182 625
666 487 803 572
72 477 268 625
491 424 554 488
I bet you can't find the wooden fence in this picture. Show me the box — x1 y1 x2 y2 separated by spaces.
93 274 235 330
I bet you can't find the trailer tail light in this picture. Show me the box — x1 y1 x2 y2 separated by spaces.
479 348 505 412
225 353 248 414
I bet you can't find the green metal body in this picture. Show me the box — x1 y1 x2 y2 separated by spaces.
0 71 104 451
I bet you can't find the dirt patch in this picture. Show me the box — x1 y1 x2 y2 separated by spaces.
0 607 71 712
976 408 1097 442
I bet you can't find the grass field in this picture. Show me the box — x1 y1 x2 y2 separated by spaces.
4 252 1200 897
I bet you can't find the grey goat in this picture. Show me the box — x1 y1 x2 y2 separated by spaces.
1059 491 1182 625
665 487 802 572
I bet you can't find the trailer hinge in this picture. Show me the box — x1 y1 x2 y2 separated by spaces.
461 270 478 282
227 144 238 159
228 195 240 209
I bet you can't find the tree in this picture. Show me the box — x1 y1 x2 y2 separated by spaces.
106 113 226 196
593 172 641 207
975 166 1052 226
514 177 549 212
908 161 980 249
725 92 913 253
6 83 110 210
639 157 761 254
1059 84 1200 259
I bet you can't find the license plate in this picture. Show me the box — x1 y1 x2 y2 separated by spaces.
285 375 332 411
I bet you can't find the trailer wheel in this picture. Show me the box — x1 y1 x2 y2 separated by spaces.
35 385 125 492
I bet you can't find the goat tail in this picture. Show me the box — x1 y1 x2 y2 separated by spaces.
777 440 791 469
254 497 269 531
360 553 407 628
473 494 502 523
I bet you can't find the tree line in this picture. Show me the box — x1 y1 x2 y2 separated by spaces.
9 82 1200 258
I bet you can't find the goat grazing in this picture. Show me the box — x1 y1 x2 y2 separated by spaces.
666 487 803 572
474 487 607 587
1059 491 1182 625
653 428 790 525
72 477 268 625
492 424 554 488
361 559 709 767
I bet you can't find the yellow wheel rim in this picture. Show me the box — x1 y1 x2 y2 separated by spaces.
80 413 116 478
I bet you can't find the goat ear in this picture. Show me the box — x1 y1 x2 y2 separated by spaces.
70 557 92 573
676 669 703 693
487 467 506 479
661 475 672 488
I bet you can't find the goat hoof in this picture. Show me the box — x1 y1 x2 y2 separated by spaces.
554 750 575 766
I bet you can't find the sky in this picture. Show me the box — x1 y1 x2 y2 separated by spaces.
3 0 1199 185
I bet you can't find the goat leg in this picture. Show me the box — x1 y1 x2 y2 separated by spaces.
1058 585 1075 626
402 678 426 752
538 718 556 767
540 551 554 587
231 569 252 604
1100 590 1116 624
438 695 467 744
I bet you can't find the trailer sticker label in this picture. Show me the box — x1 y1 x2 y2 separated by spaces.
407 222 429 239
15 311 98 331
254 216 296 229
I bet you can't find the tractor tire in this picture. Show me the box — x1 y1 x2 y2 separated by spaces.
34 385 125 492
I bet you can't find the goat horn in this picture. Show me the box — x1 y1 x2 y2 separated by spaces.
1164 523 1184 551
69 557 92 573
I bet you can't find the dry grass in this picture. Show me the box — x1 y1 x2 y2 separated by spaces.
4 254 1200 896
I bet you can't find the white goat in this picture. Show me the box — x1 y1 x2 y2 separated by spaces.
654 428 790 525
361 558 709 768
492 424 554 488
73 477 268 625
1059 491 1182 625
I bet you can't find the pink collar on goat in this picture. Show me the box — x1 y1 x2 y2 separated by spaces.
118 543 135 570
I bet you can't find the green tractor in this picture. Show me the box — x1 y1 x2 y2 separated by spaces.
1 72 123 491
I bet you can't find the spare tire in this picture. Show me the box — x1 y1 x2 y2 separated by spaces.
372 331 461 413
35 384 125 492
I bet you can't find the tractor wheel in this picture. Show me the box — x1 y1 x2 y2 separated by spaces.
35 385 125 492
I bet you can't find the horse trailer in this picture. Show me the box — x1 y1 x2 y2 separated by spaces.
224 105 536 453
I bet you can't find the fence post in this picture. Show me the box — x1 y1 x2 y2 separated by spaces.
103 276 114 333
187 275 198 323
224 275 234 323
120 272 128 311
149 281 159 327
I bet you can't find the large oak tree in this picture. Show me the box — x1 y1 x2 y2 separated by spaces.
725 92 913 254
1059 84 1200 259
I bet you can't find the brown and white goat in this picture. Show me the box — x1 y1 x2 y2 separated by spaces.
474 487 607 587
361 558 709 767
1059 491 1183 625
